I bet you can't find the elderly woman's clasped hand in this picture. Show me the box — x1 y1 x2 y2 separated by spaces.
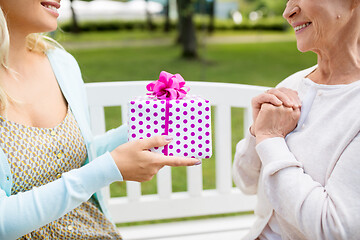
250 88 302 144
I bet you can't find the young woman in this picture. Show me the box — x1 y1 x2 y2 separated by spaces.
0 0 201 239
233 0 360 239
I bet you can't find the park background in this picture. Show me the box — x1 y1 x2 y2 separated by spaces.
54 0 317 226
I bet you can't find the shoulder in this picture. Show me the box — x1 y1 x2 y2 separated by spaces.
46 47 83 82
276 65 317 90
46 47 85 94
47 47 77 62
46 47 81 73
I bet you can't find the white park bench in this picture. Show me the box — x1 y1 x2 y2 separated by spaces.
86 81 269 240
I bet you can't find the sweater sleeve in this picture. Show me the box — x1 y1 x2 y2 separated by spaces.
92 124 129 158
232 130 262 195
0 151 122 240
256 137 360 240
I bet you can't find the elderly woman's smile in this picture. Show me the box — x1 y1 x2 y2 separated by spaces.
293 22 312 33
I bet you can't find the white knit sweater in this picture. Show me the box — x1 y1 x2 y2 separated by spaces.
233 66 360 240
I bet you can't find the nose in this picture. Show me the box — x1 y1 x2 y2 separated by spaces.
283 3 300 20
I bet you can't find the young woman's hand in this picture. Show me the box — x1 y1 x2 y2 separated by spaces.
252 103 300 144
111 135 201 182
250 88 301 135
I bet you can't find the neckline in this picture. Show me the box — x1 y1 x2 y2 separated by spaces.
0 105 71 131
303 77 360 90
304 65 360 88
0 49 70 131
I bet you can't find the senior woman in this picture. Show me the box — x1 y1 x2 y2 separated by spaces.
233 0 360 239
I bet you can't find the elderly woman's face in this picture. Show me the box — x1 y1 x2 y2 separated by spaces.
283 0 354 52
0 0 61 35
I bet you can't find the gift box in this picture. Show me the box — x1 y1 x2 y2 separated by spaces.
127 71 212 159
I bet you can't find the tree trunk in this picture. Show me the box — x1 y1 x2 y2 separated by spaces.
208 0 215 33
164 0 170 32
176 0 198 59
69 0 80 33
145 0 155 31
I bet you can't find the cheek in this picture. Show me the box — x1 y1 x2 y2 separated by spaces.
312 22 325 44
4 6 35 26
310 8 339 42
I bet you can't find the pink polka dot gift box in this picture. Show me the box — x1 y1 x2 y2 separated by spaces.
128 71 212 159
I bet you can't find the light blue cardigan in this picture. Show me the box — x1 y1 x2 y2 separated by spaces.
0 48 128 239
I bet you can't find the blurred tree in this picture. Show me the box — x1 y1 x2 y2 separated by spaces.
145 0 155 31
262 0 284 16
208 0 215 33
69 0 80 33
239 0 285 17
177 0 198 59
68 0 102 33
164 0 171 32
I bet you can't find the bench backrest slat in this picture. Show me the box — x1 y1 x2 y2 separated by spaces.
157 166 172 199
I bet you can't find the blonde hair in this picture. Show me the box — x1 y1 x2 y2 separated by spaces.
0 6 59 114
0 7 10 114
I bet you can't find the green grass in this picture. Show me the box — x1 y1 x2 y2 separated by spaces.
55 29 177 43
65 35 317 223
55 28 294 43
69 41 316 86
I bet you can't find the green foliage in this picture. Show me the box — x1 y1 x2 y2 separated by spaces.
60 20 161 32
213 16 288 31
239 0 286 17
59 16 288 33
258 0 285 16
178 0 197 17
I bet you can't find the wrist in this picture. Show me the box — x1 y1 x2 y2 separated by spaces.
110 149 123 170
256 133 284 144
249 125 255 136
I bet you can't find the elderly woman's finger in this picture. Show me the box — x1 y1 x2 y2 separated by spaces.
252 92 283 108
265 88 296 107
277 88 302 108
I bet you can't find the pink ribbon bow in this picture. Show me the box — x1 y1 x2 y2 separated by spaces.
146 71 190 100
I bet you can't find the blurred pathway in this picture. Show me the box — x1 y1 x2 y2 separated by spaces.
61 33 296 50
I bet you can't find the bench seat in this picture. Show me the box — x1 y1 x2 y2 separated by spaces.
119 214 256 240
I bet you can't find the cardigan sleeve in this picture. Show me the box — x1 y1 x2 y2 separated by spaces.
256 137 360 239
0 152 122 239
232 130 262 195
92 124 129 158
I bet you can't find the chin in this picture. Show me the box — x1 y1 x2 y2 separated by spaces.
296 41 311 53
46 21 58 32
36 22 58 34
